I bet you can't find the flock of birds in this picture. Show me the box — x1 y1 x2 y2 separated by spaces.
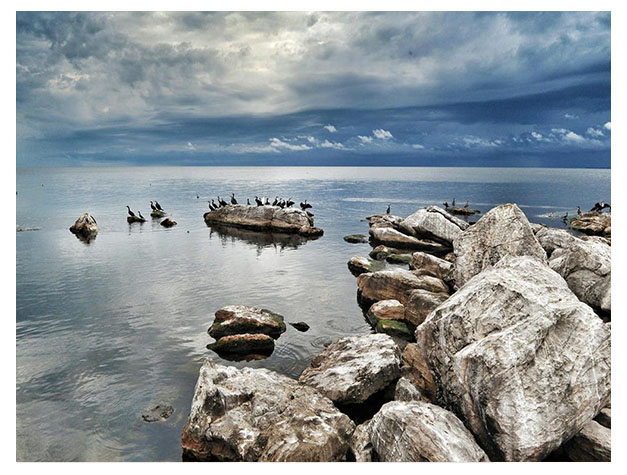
125 200 164 219
206 193 313 213
442 198 471 209
561 201 611 223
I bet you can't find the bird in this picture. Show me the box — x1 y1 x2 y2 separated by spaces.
443 201 449 208
230 193 238 205
247 198 251 205
126 206 136 218
286 198 294 207
577 206 582 216
208 200 217 210
300 200 312 210
218 196 228 207
155 201 163 211
562 212 569 223
590 201 611 212
196 194 199 199
464 200 469 208
272 196 278 206
138 211 145 220
452 198 456 206
386 204 391 214
150 201 157 211
265 197 270 205
255 196 263 206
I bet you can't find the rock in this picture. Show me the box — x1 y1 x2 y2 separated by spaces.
367 299 405 322
142 403 174 422
570 212 611 236
400 343 437 402
403 289 449 326
357 269 448 306
452 203 547 287
385 253 413 265
535 226 579 255
369 244 403 260
369 227 449 253
399 206 469 244
543 231 611 314
127 215 146 224
69 213 99 241
16 225 40 232
366 214 403 229
563 420 611 462
409 251 454 281
150 210 167 218
207 333 275 355
347 256 383 276
204 204 323 237
394 377 423 402
376 319 412 340
208 305 286 339
595 407 611 429
344 234 368 243
369 401 489 462
160 217 177 227
530 222 546 234
299 334 401 405
445 206 481 216
415 256 611 461
289 321 310 332
181 359 355 461
349 420 373 462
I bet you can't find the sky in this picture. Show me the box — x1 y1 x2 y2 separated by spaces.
16 11 611 167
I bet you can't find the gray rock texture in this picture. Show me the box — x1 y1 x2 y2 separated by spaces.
399 206 469 244
208 305 286 340
403 288 449 327
69 213 99 241
347 256 383 276
357 269 448 306
369 226 449 253
563 420 611 462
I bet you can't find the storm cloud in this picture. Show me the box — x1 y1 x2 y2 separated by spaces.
16 11 611 167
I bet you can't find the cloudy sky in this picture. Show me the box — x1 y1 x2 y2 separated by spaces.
16 11 610 167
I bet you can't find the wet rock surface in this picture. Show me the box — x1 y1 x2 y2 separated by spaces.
569 212 611 236
69 213 99 241
403 288 449 327
415 256 611 461
209 305 286 340
289 321 310 332
344 234 368 243
347 256 383 276
206 333 275 356
142 403 174 422
181 359 355 461
160 217 177 227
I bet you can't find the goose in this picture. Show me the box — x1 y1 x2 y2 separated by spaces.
126 206 136 218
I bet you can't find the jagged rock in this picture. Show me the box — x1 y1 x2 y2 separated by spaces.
181 359 355 461
530 222 546 234
394 377 423 402
208 305 286 339
299 334 401 405
415 256 611 461
160 217 177 227
570 212 611 236
409 251 454 281
452 203 547 287
400 343 437 402
369 227 449 253
369 244 403 260
399 206 469 244
142 403 174 422
563 420 611 462
349 420 373 462
344 234 368 243
69 213 98 241
595 408 611 429
367 300 405 322
403 289 449 326
204 204 323 236
207 333 275 355
289 321 310 332
357 269 448 306
347 256 383 276
369 401 489 462
367 214 403 229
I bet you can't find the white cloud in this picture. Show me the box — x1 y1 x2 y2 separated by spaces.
462 136 500 148
319 139 345 150
563 131 586 144
373 129 393 140
411 143 425 149
269 137 311 151
323 124 337 133
604 121 611 130
564 113 579 120
358 135 373 144
586 127 604 137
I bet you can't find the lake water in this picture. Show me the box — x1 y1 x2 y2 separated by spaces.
16 166 610 461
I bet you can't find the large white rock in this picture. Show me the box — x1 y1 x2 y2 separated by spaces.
369 401 489 462
399 206 469 244
181 359 355 461
369 226 449 253
415 256 611 461
357 269 449 305
452 203 546 287
299 334 401 405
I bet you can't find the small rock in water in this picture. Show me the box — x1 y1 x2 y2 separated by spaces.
343 234 369 244
290 321 310 332
142 403 174 422
160 217 177 228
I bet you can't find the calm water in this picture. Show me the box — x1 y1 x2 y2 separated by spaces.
16 166 610 461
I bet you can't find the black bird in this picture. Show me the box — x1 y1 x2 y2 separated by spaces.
278 200 286 208
386 204 391 214
452 198 456 206
155 201 163 211
265 197 270 205
272 197 279 206
255 196 263 206
286 198 294 207
150 201 157 211
443 201 449 208
138 211 145 220
208 200 216 210
196 194 199 199
247 198 251 205
218 196 228 207
300 200 312 210
126 206 136 218
230 193 238 205
464 200 469 208
590 201 611 212
577 206 582 216
562 212 569 223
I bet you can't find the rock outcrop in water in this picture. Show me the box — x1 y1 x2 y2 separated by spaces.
69 213 99 242
204 204 323 236
569 211 611 236
181 359 355 461
398 206 469 245
347 256 383 276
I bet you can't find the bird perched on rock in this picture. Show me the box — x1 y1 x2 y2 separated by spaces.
218 196 228 207
150 201 157 211
452 198 456 206
443 201 449 208
138 211 145 220
154 201 163 211
386 204 391 214
300 200 312 210
230 193 238 205
286 198 294 207
255 196 263 206
247 198 251 205
126 206 136 217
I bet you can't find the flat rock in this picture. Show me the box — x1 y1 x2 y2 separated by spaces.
409 251 454 281
299 334 401 405
369 401 489 462
142 403 174 422
399 206 469 244
570 212 611 236
446 206 481 216
415 256 611 461
403 288 449 326
367 299 405 322
452 203 547 287
181 359 355 461
385 253 413 264
204 204 323 236
344 234 368 243
69 213 99 241
357 269 448 306
208 305 286 339
347 256 383 276
207 333 275 355
563 420 611 462
369 244 403 260
369 227 449 253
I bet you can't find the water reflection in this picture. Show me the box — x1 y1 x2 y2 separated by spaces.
207 223 321 251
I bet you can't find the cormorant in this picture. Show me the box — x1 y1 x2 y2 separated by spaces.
562 212 569 223
386 204 391 214
196 194 199 199
155 201 163 211
452 198 456 206
286 198 294 207
300 200 312 210
150 201 157 211
126 206 136 218
265 197 270 205
443 201 449 208
577 206 582 216
272 197 278 206
218 196 228 207
247 198 251 205
464 201 469 208
255 196 263 206
230 193 238 205
138 211 145 220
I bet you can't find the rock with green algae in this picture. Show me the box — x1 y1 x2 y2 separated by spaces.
376 319 412 340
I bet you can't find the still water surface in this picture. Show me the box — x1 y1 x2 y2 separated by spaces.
16 166 610 461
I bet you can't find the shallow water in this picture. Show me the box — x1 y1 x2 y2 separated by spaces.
16 166 610 461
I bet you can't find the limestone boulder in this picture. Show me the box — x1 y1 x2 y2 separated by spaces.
403 289 449 327
347 256 383 276
399 206 469 244
369 227 449 253
208 305 286 339
563 420 611 462
357 269 448 306
409 251 454 281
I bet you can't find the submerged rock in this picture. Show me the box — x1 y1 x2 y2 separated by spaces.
299 334 401 405
142 403 174 422
452 203 546 287
369 401 489 462
160 217 177 228
150 210 167 218
69 213 99 241
204 204 323 237
415 256 611 461
181 359 355 461
570 212 611 236
289 321 310 332
563 420 611 462
347 256 383 276
357 269 448 306
399 206 469 245
344 234 368 243
208 305 286 340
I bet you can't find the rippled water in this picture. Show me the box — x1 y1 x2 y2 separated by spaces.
16 166 610 461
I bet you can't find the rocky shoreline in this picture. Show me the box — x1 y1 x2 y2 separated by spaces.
181 202 611 462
